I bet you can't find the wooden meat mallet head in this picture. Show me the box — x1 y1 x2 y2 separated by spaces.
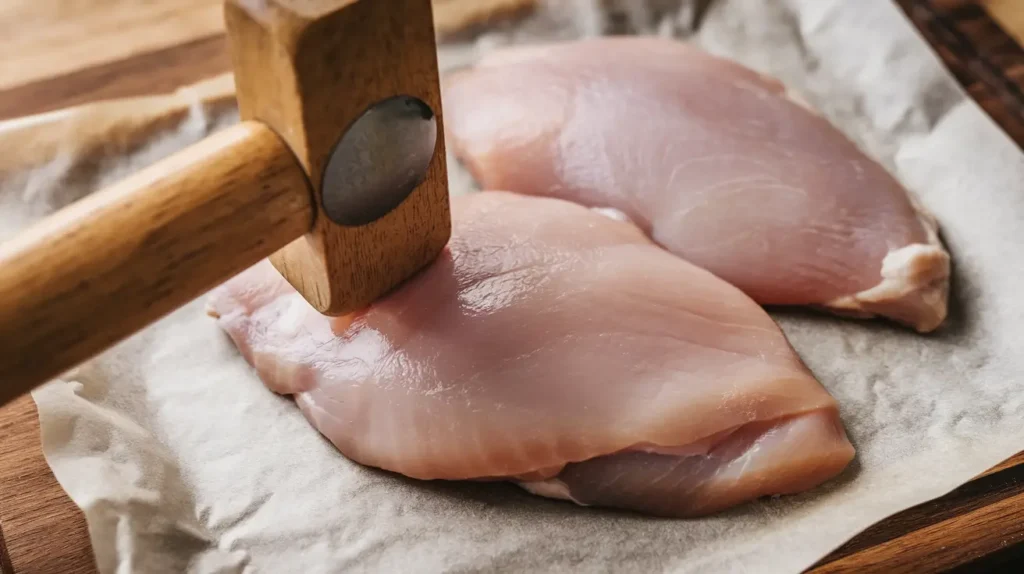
0 0 451 407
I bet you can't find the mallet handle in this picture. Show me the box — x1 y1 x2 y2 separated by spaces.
0 121 313 406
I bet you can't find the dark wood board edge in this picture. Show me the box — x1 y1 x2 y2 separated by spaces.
0 396 98 574
0 520 14 574
810 458 1024 572
893 0 1024 150
0 29 234 574
811 0 1024 570
948 537 1024 572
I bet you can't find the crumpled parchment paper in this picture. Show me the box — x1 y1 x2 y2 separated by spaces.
2 0 1023 572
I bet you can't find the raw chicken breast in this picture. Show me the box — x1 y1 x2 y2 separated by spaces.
443 37 950 332
208 192 854 517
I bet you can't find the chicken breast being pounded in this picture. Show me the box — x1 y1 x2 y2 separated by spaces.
443 37 950 332
208 192 855 517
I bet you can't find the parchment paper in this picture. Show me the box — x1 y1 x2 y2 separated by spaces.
3 0 1023 572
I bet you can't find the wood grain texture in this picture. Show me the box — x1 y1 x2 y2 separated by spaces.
0 34 231 122
896 0 1024 149
0 0 223 91
0 396 95 574
984 0 1024 44
0 523 11 574
0 2 531 573
812 455 1024 571
980 451 1024 478
225 0 451 316
815 488 1024 572
810 0 1024 569
0 0 537 122
0 121 313 406
0 1 1023 573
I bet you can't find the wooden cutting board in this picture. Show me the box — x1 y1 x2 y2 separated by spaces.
1 1 1023 573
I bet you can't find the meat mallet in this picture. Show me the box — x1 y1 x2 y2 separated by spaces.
0 0 451 406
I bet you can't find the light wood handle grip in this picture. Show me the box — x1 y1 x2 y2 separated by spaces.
0 121 314 406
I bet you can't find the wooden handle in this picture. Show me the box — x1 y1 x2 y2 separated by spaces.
0 121 313 406
226 0 452 317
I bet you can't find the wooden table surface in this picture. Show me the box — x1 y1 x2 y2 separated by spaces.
1 1 1023 573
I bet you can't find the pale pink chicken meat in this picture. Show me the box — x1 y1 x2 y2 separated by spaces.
208 192 854 517
443 37 951 332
